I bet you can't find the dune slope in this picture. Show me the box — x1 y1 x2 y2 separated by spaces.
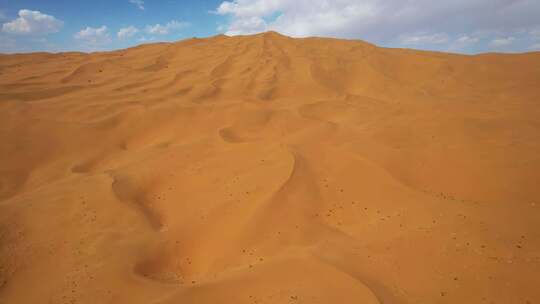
1 32 540 303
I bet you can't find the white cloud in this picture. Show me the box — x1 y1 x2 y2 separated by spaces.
118 26 139 39
216 0 283 17
528 43 540 50
2 9 63 35
138 36 155 42
145 20 188 35
445 34 482 53
0 33 62 53
215 0 540 53
216 0 376 37
490 37 515 47
456 35 479 44
74 26 111 45
129 0 145 10
400 33 449 45
226 16 267 35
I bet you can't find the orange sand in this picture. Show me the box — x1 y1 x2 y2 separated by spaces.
1 32 540 303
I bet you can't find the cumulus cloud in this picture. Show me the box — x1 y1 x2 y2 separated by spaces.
216 0 376 37
129 0 145 10
2 9 63 35
225 16 267 35
118 26 139 39
490 37 515 47
74 26 111 45
215 0 540 52
145 20 189 35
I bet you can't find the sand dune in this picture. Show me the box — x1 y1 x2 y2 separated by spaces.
1 31 540 303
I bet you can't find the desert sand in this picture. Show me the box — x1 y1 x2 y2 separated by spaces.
1 31 539 303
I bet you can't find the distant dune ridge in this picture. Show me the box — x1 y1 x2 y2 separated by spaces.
1 31 540 303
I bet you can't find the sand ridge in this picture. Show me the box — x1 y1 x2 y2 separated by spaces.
1 31 540 303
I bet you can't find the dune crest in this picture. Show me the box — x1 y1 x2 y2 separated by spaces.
1 32 540 303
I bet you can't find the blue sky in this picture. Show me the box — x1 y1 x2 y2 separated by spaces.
1 0 540 54
0 0 226 52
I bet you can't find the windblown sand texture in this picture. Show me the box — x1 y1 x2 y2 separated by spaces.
1 32 540 304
